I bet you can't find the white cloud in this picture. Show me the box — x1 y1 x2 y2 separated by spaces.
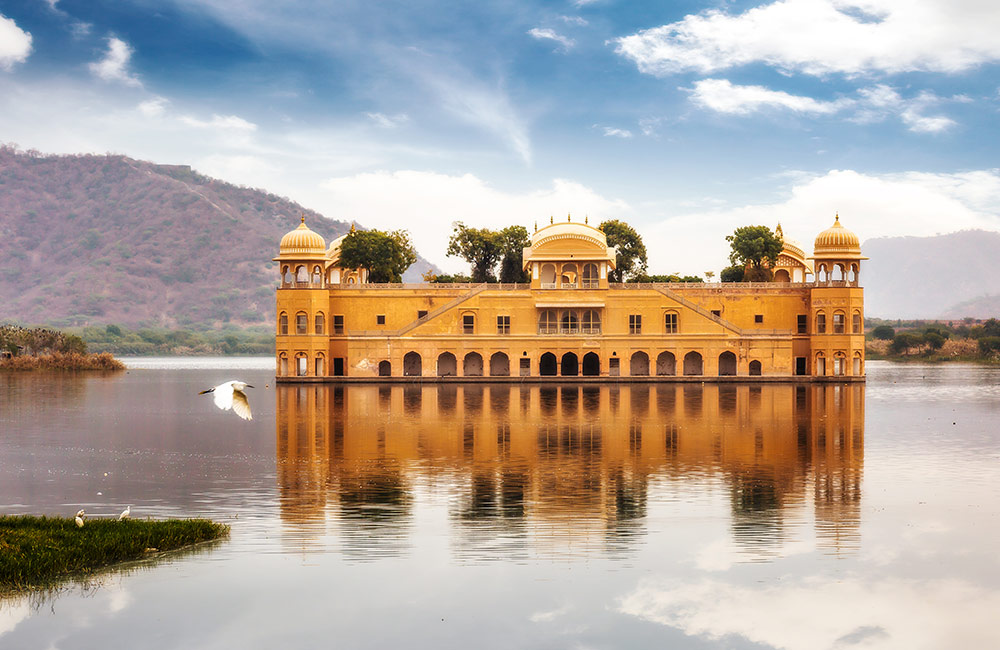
602 126 633 138
619 576 1000 649
691 78 848 115
320 170 628 272
615 0 1000 76
527 27 575 51
0 13 32 70
89 37 141 87
573 0 601 6
365 112 409 128
137 97 169 118
692 80 959 132
558 15 589 26
180 114 258 131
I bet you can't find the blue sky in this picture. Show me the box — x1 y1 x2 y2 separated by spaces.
2 0 999 273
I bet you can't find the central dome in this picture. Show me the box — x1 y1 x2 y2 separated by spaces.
279 217 326 256
813 215 861 255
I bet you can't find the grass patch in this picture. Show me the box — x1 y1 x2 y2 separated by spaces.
0 352 125 371
0 515 229 591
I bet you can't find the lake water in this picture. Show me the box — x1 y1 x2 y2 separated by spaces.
1 359 999 649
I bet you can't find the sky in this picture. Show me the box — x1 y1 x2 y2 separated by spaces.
1 0 999 275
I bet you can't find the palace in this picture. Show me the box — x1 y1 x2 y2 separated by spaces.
274 215 866 381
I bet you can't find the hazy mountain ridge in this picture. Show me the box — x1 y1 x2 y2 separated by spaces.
0 147 435 329
862 230 1000 319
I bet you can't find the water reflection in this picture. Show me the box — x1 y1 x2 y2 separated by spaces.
276 383 863 560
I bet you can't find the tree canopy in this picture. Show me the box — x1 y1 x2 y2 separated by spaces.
599 219 648 282
338 228 417 283
446 222 529 283
725 225 783 282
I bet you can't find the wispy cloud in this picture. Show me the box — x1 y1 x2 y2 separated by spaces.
527 27 574 51
602 126 633 138
180 114 257 131
691 79 849 115
615 0 1000 76
137 97 169 118
558 15 588 26
0 13 32 70
365 112 409 128
89 37 141 87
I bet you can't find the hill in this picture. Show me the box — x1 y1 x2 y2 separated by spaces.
0 146 436 329
862 230 1000 319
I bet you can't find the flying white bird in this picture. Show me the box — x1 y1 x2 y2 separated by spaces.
118 505 131 521
199 380 254 420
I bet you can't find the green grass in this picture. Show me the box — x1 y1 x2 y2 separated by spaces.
0 515 229 591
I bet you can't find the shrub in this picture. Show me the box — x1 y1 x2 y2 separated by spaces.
871 325 895 340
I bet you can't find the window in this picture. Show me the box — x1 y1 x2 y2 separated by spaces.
560 310 579 334
333 315 344 334
538 310 557 334
629 314 642 334
711 309 721 317
852 311 862 334
315 355 325 376
797 314 807 334
582 263 599 288
833 311 845 334
296 354 308 376
377 314 386 325
664 312 678 334
279 313 288 335
295 312 307 335
295 266 308 283
463 314 475 334
333 358 345 376
497 315 510 334
519 357 530 376
754 314 763 324
816 312 827 334
582 310 601 334
314 313 325 335
418 310 428 319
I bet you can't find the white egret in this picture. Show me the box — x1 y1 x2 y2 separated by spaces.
75 515 84 528
118 505 131 521
199 380 254 421
76 509 85 518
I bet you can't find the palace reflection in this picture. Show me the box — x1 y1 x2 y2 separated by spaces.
276 383 863 559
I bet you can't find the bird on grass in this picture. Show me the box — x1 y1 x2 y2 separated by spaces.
75 509 85 528
118 505 131 521
199 380 254 421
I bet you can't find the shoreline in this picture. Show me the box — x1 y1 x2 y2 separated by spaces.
0 352 125 371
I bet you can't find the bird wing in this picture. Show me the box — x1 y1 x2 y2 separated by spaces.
231 388 253 421
213 382 235 411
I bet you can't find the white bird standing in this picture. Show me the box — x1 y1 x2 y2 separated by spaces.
76 509 86 518
75 514 85 528
199 380 254 421
118 505 131 521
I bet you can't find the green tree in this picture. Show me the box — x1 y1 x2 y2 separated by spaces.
890 332 922 355
720 265 745 282
599 219 648 282
725 226 783 282
497 225 531 283
447 222 503 283
339 229 417 283
871 325 895 340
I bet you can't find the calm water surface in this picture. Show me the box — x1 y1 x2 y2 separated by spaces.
1 359 998 649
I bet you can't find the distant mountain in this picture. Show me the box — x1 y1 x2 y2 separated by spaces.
862 230 1000 319
0 147 437 329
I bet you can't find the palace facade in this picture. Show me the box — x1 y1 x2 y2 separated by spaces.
274 216 866 381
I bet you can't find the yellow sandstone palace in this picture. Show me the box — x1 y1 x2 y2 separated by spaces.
274 216 866 381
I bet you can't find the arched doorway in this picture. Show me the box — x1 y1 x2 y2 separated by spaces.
582 352 600 376
378 360 391 376
749 360 762 376
539 352 557 376
719 351 737 376
489 352 510 376
683 351 703 376
463 352 484 376
773 269 790 283
403 352 421 376
561 352 579 376
437 352 457 377
853 353 862 375
656 351 676 376
630 351 649 376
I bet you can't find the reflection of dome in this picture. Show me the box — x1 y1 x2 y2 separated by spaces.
279 217 326 255
813 215 860 255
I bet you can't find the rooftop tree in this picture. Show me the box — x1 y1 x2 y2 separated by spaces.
725 225 783 282
446 222 504 283
599 219 647 282
338 228 417 283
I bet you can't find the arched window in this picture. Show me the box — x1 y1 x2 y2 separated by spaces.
852 311 862 334
560 310 579 334
582 263 599 288
816 311 827 334
315 353 325 377
849 264 859 285
815 352 826 376
749 360 762 376
718 351 737 376
378 360 391 377
489 352 510 376
314 312 325 335
538 310 557 334
281 265 292 285
656 351 676 376
279 312 288 335
463 352 484 377
295 311 308 335
683 351 703 376
311 266 322 285
296 353 308 377
539 352 558 376
833 264 845 282
582 352 600 376
540 264 556 287
437 352 457 377
834 351 846 376
278 353 288 376
561 352 579 376
581 310 601 334
853 352 862 376
664 311 678 334
630 351 649 376
773 269 790 283
833 311 845 334
561 263 578 288
818 264 828 283
403 352 422 376
295 265 308 283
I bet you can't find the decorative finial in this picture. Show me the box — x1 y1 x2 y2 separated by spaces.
835 212 840 222
300 213 306 225
585 215 588 224
567 213 571 222
534 221 537 232
350 223 356 234
550 215 553 224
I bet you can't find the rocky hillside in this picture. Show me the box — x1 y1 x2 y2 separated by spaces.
862 230 1000 319
0 147 435 329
